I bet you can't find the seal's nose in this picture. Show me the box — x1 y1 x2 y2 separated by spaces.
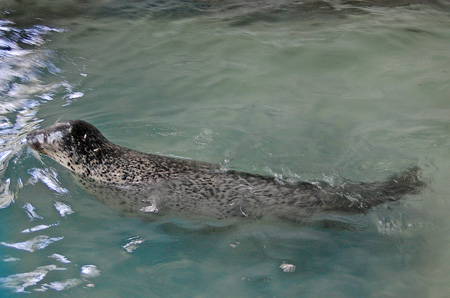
26 131 45 154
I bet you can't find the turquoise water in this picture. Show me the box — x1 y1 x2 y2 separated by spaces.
1 0 450 296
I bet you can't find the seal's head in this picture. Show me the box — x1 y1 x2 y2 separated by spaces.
27 120 112 174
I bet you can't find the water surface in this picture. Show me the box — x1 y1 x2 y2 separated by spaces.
0 0 449 296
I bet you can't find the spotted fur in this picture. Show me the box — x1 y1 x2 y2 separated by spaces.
27 120 425 221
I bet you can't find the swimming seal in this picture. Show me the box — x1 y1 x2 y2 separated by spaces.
26 120 425 222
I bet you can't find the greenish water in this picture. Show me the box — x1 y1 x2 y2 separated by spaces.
1 0 450 296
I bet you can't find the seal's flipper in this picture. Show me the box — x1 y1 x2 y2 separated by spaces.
334 166 425 212
364 166 425 208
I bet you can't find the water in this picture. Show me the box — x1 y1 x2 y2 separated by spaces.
1 0 449 296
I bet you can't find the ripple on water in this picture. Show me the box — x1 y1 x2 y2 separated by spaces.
122 236 145 253
0 262 98 293
0 1 449 296
28 168 68 194
22 202 43 220
54 201 74 217
0 254 101 293
80 265 101 278
0 235 64 252
21 223 59 234
35 278 82 292
0 264 66 293
49 253 71 264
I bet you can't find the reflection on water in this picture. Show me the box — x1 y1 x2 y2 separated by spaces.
28 168 68 195
21 223 60 234
1 235 64 253
0 0 449 296
0 17 97 295
22 202 43 220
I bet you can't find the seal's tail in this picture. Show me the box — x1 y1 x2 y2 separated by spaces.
333 166 426 212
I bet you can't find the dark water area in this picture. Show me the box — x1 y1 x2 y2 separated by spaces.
2 0 449 25
0 0 449 296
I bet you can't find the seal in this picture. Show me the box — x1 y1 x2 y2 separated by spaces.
26 120 425 222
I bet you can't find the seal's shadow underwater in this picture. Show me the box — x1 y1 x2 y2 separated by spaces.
27 120 425 223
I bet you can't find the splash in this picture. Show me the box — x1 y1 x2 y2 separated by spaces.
0 20 84 209
0 21 61 209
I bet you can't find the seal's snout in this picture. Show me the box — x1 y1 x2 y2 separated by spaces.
26 122 71 155
26 131 46 154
